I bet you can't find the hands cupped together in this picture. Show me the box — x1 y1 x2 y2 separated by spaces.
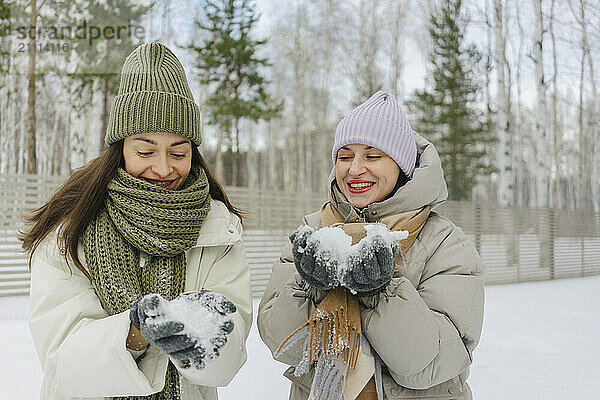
289 225 401 296
130 290 236 370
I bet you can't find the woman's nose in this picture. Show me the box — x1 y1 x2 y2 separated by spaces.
152 155 172 177
349 157 366 175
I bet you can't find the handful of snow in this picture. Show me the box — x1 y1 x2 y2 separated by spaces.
143 291 235 367
297 223 408 283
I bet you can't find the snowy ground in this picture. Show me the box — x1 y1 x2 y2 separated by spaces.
1 276 599 399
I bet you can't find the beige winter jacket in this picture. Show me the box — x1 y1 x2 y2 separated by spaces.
257 133 485 400
29 199 252 400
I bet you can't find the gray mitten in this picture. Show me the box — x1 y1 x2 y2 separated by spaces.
130 291 236 370
130 294 194 361
343 234 400 296
176 290 236 348
290 226 339 290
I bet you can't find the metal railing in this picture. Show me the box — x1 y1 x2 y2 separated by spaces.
1 173 599 297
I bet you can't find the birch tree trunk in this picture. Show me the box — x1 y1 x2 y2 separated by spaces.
84 82 94 163
514 0 526 207
267 119 277 190
0 83 5 173
50 106 61 175
233 118 240 186
581 7 598 211
568 0 597 209
215 129 224 183
484 0 496 204
13 83 22 173
27 0 37 173
311 0 343 192
531 0 549 207
533 0 554 273
267 66 282 190
351 0 382 103
549 0 560 208
577 38 584 209
247 120 257 188
0 94 4 174
387 3 406 98
577 0 598 210
64 98 72 173
7 85 14 173
160 0 171 43
0 82 12 174
288 0 307 193
494 0 511 206
285 134 294 192
69 82 85 171
19 95 26 174
100 77 110 153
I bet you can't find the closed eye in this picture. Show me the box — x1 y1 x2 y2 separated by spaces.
137 151 187 158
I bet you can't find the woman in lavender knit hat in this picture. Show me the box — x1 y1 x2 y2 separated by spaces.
259 91 485 400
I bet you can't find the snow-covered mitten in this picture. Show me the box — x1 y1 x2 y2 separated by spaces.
175 290 236 340
343 234 400 296
129 293 191 357
130 291 236 369
290 226 340 290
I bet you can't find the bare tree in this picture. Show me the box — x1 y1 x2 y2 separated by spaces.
385 3 408 98
566 0 595 209
513 0 527 207
288 0 307 192
26 0 39 173
482 0 497 204
549 0 560 208
494 0 512 206
246 119 257 188
569 0 598 210
531 0 549 207
266 119 277 190
348 0 383 104
160 0 172 43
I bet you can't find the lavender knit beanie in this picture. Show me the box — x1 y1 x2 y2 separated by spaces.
332 90 417 178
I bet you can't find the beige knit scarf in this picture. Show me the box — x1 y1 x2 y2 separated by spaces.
83 165 211 400
277 203 430 400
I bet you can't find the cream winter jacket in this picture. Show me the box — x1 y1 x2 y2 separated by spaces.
29 199 252 400
257 134 485 400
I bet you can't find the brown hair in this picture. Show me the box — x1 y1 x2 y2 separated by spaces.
19 141 244 278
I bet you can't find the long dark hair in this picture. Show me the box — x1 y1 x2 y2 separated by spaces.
19 141 243 278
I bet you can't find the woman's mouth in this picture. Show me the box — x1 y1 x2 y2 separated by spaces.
143 178 177 189
347 181 375 194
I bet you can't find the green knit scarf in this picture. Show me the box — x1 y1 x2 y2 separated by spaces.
83 165 211 400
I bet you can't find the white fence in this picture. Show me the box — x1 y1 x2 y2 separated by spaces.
2 174 600 297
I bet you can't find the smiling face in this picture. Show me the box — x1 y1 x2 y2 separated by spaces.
122 132 192 190
335 144 401 208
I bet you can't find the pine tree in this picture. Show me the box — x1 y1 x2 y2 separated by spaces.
190 0 281 185
408 0 495 200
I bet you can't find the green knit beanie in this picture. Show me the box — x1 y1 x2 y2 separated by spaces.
105 42 202 146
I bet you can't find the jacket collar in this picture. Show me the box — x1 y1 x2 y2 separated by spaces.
191 199 242 247
327 132 448 222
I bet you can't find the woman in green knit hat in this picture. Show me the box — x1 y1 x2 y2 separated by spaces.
20 42 252 400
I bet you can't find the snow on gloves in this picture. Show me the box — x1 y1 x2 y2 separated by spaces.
290 226 340 290
290 224 406 296
130 290 236 369
345 233 401 296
